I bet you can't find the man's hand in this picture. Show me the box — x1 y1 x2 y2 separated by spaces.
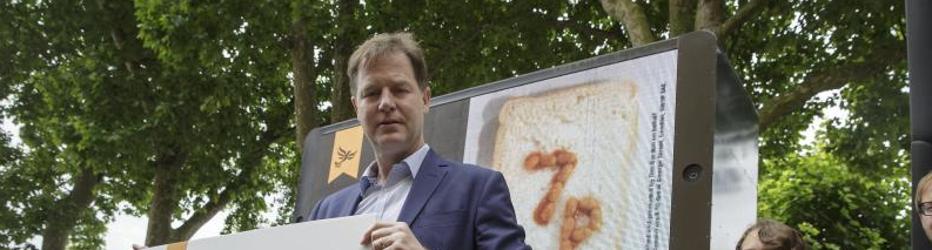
360 221 425 250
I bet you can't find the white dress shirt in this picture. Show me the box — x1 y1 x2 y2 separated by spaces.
353 144 430 221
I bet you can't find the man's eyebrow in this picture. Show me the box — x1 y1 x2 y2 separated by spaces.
389 79 412 87
359 85 377 94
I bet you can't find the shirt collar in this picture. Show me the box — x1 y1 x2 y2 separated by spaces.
359 144 431 190
403 144 430 178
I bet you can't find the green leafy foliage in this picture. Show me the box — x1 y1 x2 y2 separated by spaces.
759 150 909 249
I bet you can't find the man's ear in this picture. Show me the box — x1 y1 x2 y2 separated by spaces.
351 96 359 114
422 86 431 112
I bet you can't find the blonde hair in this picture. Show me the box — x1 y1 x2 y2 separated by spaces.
916 171 932 208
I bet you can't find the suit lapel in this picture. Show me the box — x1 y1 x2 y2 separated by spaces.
397 149 448 225
340 180 365 217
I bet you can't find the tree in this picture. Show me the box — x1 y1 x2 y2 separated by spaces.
125 0 294 245
1 1 132 248
2 0 294 248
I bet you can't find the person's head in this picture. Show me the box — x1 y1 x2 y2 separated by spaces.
916 171 932 242
736 219 808 250
348 32 429 96
347 32 431 159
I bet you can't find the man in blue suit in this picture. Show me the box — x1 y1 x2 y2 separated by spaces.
309 32 529 250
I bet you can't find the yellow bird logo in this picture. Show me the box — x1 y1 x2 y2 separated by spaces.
334 147 357 168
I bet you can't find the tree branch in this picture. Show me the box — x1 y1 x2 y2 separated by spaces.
718 0 768 39
173 127 284 240
758 45 907 131
599 0 656 46
96 0 158 78
173 185 233 240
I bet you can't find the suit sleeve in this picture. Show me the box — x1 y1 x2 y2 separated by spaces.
475 172 531 250
308 198 324 221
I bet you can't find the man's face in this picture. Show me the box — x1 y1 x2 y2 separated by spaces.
351 52 430 157
921 184 932 242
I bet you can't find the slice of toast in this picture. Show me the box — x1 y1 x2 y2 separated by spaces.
492 81 639 249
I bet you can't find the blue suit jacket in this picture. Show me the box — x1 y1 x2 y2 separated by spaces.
309 149 530 250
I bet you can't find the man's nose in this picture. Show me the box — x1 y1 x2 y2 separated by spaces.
377 89 396 112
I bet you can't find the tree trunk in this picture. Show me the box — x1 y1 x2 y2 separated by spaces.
145 150 186 246
40 167 100 250
292 17 319 152
598 0 656 46
330 45 353 123
329 0 362 124
694 0 724 33
668 0 696 37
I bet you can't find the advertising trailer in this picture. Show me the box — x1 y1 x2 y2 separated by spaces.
294 31 759 250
